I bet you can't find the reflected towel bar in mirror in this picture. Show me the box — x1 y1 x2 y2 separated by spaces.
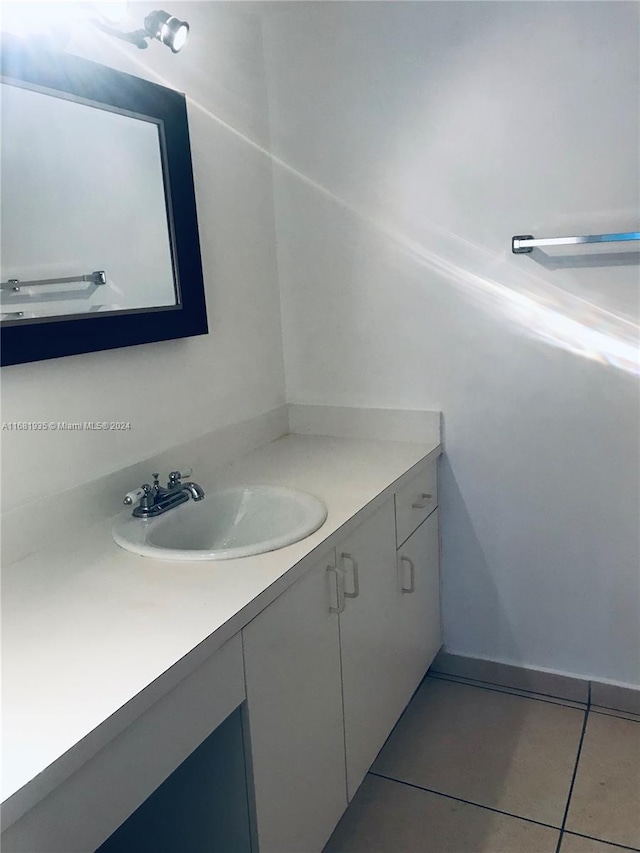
0 270 107 292
512 231 640 254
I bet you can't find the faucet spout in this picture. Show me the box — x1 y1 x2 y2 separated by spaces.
181 482 205 501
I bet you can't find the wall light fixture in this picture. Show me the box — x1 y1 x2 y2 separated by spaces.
143 10 189 53
94 8 190 53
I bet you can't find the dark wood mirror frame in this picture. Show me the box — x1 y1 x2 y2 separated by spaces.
0 35 208 367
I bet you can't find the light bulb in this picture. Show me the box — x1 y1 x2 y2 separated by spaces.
144 10 189 53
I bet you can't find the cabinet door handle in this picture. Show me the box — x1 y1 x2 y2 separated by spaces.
411 493 432 509
341 552 360 599
400 555 416 594
327 565 345 614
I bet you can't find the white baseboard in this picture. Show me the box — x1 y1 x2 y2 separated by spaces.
433 650 640 714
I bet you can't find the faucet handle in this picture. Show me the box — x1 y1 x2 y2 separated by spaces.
123 484 152 506
169 467 193 485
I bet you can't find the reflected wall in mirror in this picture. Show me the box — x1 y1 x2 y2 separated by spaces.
0 35 208 366
1 83 177 319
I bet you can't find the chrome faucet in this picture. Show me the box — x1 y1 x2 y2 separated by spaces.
123 468 205 518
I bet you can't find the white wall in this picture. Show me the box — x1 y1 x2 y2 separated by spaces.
1 2 286 509
260 2 640 685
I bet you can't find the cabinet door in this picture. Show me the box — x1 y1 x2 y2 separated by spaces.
337 501 404 800
396 509 441 700
242 553 347 853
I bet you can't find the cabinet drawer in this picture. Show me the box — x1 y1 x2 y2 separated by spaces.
395 461 438 547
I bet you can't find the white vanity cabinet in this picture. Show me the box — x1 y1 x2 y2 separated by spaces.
395 509 441 703
336 500 407 800
2 430 442 853
242 550 348 853
243 503 402 853
243 461 441 852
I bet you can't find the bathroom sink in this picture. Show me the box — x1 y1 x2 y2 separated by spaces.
112 485 328 561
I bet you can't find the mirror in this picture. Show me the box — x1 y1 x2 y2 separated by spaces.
0 35 208 366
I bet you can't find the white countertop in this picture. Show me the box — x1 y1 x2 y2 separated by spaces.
1 432 439 823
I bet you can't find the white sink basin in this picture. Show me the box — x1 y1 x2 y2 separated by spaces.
112 484 328 561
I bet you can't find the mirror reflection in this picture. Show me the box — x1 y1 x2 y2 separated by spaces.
0 80 178 324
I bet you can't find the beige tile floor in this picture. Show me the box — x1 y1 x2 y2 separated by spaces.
324 674 640 853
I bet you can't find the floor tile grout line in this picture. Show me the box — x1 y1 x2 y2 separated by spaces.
368 771 563 833
554 706 590 853
562 829 640 852
432 671 640 720
428 671 589 707
428 672 587 711
589 708 640 724
566 689 640 852
427 669 589 705
428 673 586 711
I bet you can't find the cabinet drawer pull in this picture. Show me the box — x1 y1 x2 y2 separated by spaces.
327 565 345 614
411 493 432 509
400 555 416 594
341 553 360 599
